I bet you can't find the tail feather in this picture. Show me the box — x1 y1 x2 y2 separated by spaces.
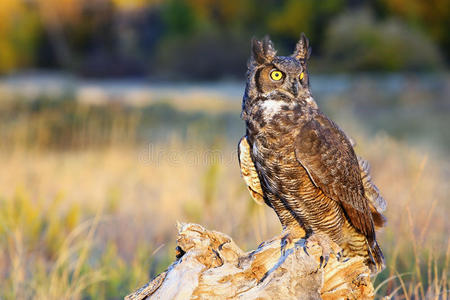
370 204 387 229
367 241 385 274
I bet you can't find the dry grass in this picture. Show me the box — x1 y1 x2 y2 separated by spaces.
0 97 448 299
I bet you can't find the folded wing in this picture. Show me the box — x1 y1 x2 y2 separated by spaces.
294 115 377 245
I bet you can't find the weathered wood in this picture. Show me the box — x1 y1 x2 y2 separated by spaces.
125 223 374 300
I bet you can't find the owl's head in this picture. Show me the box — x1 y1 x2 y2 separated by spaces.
244 34 312 101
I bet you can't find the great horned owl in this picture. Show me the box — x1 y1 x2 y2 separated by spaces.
238 34 386 273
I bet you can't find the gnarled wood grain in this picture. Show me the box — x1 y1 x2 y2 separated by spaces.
125 223 374 300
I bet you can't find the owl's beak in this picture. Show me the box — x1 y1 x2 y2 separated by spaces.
291 79 300 97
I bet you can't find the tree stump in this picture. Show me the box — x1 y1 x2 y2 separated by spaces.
125 223 374 300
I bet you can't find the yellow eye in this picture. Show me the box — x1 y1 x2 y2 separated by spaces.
270 70 283 81
300 72 304 80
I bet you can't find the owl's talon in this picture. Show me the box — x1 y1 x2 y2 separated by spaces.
306 233 340 269
280 241 287 256
280 233 293 256
336 250 344 261
303 245 310 256
280 231 308 257
294 238 308 256
294 238 306 248
319 255 329 269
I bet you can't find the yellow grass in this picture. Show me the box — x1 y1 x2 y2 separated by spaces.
0 101 448 299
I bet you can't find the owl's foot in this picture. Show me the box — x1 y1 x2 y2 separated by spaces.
306 233 341 269
279 230 308 257
336 249 344 262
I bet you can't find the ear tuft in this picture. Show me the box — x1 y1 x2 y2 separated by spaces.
251 36 276 64
262 35 277 59
292 32 312 60
251 38 263 64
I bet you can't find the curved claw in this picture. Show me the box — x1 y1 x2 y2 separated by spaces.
280 239 288 256
319 255 329 269
280 232 297 256
303 245 310 256
294 238 309 256
304 233 341 269
336 250 344 262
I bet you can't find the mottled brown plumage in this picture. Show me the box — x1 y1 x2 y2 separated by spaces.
238 34 386 273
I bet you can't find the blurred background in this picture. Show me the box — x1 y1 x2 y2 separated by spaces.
0 0 448 299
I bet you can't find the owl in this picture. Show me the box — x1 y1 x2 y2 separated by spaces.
238 34 386 273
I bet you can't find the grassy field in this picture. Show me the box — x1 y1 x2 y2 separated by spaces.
0 79 448 299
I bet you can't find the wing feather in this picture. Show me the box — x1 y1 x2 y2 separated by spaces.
238 136 265 205
358 156 386 213
294 115 376 242
345 133 386 214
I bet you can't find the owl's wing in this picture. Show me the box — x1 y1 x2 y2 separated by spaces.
238 136 265 205
345 135 387 215
294 115 376 241
358 156 386 213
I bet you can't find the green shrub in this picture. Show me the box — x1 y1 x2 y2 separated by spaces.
322 9 443 71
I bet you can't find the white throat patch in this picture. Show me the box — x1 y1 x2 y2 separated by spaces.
260 100 289 120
